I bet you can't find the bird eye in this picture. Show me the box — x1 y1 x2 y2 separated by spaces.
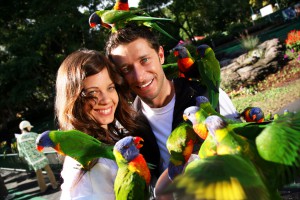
123 145 129 149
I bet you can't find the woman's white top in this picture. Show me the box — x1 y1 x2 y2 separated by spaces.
60 156 118 200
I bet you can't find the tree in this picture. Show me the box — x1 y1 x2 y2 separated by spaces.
139 0 251 45
0 0 112 133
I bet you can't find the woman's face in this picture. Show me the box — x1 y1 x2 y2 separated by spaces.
82 68 119 129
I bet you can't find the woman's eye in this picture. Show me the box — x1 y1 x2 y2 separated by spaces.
108 86 115 91
88 90 98 97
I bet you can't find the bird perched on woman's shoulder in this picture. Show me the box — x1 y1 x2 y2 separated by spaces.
113 136 151 200
36 130 115 170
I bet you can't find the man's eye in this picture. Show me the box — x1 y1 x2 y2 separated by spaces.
121 66 130 74
141 58 149 64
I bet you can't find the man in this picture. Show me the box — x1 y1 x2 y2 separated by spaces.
106 23 238 168
105 23 238 198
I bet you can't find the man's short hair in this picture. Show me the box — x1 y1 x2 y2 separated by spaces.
105 23 161 57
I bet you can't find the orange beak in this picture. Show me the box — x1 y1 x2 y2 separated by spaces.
173 50 179 57
133 137 144 149
36 145 44 152
183 114 188 121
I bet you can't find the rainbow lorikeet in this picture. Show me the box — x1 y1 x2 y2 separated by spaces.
113 136 151 200
196 44 221 110
239 107 265 123
166 122 200 180
88 9 175 40
36 130 115 170
200 114 300 199
163 154 270 200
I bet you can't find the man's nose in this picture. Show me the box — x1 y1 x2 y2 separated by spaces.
132 64 145 82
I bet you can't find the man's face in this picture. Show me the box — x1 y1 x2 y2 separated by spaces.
110 38 167 105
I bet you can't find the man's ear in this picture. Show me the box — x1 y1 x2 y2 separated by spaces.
158 46 165 64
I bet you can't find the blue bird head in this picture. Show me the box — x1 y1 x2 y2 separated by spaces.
114 136 141 162
36 130 55 152
196 44 210 58
249 107 264 122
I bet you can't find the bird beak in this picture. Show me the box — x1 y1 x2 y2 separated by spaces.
183 114 188 121
36 145 44 152
89 22 97 28
173 50 179 57
252 114 257 120
133 137 144 149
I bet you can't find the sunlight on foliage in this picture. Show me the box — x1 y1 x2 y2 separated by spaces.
240 31 260 52
284 30 300 61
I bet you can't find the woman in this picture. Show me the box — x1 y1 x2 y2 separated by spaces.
55 49 159 199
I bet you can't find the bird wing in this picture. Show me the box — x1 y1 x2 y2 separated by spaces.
163 154 270 200
51 130 115 168
256 111 300 166
115 168 148 200
167 122 199 180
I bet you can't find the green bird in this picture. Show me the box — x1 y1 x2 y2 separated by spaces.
36 130 115 170
201 114 300 199
166 122 200 180
89 9 175 40
163 154 270 200
113 136 151 200
183 105 210 140
196 44 221 110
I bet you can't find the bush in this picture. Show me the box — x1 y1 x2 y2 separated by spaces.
284 30 300 61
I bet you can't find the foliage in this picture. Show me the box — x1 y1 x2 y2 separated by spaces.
0 141 9 154
0 0 111 131
284 30 300 61
139 0 251 44
240 31 260 51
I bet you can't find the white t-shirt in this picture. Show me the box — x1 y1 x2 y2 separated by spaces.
60 156 118 200
141 88 238 173
141 95 175 172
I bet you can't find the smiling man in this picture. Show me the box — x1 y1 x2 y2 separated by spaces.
106 23 239 173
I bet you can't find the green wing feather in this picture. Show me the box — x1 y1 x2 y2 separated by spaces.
49 130 115 169
164 154 270 200
114 168 148 200
196 46 220 109
256 111 300 166
167 122 198 166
